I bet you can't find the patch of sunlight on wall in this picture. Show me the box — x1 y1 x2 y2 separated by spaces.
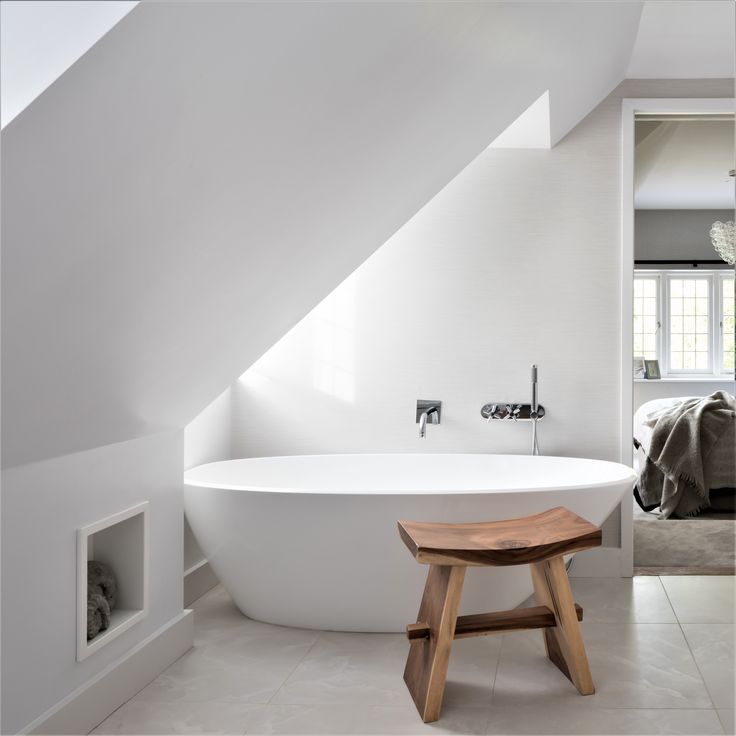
313 279 356 403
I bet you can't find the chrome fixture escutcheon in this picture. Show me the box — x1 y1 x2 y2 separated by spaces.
480 403 545 421
481 365 543 455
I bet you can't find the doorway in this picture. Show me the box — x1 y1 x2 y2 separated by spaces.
621 99 735 575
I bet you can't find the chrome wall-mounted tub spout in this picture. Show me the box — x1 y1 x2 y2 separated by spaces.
416 400 441 438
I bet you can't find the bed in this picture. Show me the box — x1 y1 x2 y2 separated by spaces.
633 394 736 515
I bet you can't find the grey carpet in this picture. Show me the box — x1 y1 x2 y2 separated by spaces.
633 502 736 568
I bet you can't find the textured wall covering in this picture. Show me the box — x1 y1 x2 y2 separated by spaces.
227 80 733 571
1 1 642 470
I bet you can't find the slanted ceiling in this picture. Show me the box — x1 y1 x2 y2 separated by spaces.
635 119 736 208
1 1 642 468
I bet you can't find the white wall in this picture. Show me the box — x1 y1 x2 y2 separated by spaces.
2 5 643 728
230 79 734 568
183 388 232 472
0 431 184 734
183 388 232 573
635 209 735 262
1 1 643 471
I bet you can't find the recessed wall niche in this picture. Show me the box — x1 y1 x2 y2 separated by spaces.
77 501 149 661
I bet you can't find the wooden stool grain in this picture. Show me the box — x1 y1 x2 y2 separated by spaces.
398 506 602 723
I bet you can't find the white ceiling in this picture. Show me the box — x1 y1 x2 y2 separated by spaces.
635 120 735 209
0 1 138 128
627 0 735 79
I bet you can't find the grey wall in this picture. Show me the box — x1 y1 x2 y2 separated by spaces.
635 209 735 264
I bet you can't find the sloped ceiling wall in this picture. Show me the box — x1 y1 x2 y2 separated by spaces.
635 120 735 208
1 1 642 468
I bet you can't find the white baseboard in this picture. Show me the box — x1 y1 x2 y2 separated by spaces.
23 610 193 735
184 559 219 606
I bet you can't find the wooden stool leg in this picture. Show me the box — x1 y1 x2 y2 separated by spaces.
403 565 466 722
530 557 595 695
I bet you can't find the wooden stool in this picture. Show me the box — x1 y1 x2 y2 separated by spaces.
398 506 602 723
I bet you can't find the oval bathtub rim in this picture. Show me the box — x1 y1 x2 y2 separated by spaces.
183 453 638 496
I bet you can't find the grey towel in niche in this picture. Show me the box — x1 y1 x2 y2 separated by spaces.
87 585 110 640
87 560 118 640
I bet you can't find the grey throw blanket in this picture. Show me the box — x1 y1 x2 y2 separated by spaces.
87 560 118 640
638 391 736 518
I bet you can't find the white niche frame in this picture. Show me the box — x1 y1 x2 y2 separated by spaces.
77 501 149 661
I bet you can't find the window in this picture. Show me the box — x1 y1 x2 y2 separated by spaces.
633 270 735 378
633 276 659 359
668 277 710 372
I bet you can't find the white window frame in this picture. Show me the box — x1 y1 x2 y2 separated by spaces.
633 273 662 362
634 268 735 378
718 272 735 375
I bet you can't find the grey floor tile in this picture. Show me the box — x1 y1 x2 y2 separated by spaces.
682 623 736 708
246 704 490 735
269 632 412 707
102 581 734 735
271 631 500 708
492 623 712 709
135 621 319 704
567 576 676 623
717 709 734 735
190 584 231 611
485 704 724 735
661 576 735 623
92 700 265 735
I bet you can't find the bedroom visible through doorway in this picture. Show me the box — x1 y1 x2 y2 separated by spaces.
628 108 735 575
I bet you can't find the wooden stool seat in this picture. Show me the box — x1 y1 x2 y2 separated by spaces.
399 506 602 723
398 507 601 567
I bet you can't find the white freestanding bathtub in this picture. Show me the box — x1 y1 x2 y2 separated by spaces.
184 454 636 632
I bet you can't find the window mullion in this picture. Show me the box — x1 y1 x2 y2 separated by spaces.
714 275 722 374
659 273 667 374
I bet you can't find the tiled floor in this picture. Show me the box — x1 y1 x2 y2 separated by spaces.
93 576 734 735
